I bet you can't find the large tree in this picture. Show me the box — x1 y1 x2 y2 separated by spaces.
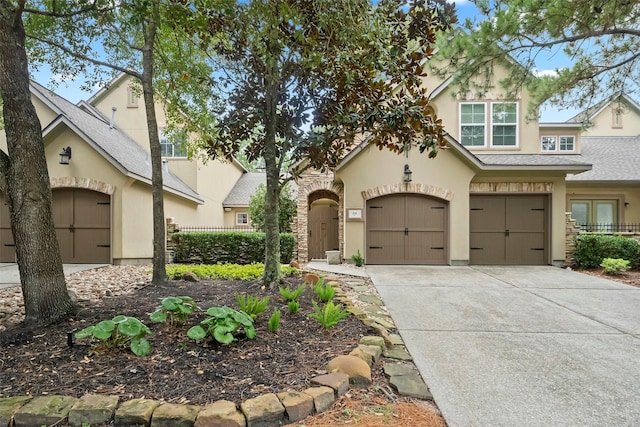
169 0 454 287
26 0 214 284
437 0 640 116
0 0 109 324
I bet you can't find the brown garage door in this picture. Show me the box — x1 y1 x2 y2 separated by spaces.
0 189 111 263
366 194 448 265
470 195 548 265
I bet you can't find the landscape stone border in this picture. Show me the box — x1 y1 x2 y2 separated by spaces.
0 273 434 427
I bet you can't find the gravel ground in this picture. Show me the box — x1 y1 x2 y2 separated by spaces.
0 265 151 331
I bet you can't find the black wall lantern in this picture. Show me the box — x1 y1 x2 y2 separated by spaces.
59 146 72 165
403 164 412 182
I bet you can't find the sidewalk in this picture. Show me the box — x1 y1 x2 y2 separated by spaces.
0 263 108 290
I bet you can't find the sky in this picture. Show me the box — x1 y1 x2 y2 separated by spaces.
29 0 581 122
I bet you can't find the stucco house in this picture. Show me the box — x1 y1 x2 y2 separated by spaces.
0 74 250 264
295 67 640 266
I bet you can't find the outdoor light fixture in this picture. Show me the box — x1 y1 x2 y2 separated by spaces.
59 146 72 165
403 164 412 183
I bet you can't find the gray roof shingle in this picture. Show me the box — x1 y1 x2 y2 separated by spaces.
566 136 640 182
223 173 265 207
475 154 591 167
30 81 203 203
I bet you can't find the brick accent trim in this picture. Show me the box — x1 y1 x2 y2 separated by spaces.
470 182 553 193
361 183 454 201
50 177 114 195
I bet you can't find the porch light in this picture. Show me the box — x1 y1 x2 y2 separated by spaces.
59 146 72 165
403 164 412 183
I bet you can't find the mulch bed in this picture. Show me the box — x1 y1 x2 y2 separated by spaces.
0 276 375 406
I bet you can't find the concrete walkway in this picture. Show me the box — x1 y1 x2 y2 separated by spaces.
0 263 108 290
367 265 640 427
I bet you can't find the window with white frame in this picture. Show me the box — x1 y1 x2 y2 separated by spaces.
460 103 486 147
541 135 575 152
460 102 518 147
159 128 188 158
491 102 517 146
236 212 249 225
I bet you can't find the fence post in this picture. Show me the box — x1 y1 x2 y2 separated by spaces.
166 217 179 264
565 212 581 266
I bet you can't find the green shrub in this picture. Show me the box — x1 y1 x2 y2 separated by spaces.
171 232 295 264
313 278 336 303
268 308 281 333
600 258 630 275
235 292 270 319
75 315 152 356
308 300 350 329
150 296 200 325
573 234 640 269
351 250 364 267
166 263 298 281
187 306 256 344
279 284 306 302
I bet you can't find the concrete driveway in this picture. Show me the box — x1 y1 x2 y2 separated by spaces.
367 265 640 427
0 263 107 290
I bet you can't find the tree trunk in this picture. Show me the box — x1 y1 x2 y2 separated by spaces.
141 3 167 285
0 2 76 325
262 54 281 289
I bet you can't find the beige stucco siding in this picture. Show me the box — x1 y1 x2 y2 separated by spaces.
583 103 640 136
336 146 475 264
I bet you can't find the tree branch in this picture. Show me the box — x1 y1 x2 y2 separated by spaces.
23 0 114 18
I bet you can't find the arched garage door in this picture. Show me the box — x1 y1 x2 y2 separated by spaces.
0 189 111 263
366 194 448 265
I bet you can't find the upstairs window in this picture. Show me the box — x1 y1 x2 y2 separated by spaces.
159 129 188 158
541 135 575 152
460 103 486 147
236 212 249 225
460 102 518 148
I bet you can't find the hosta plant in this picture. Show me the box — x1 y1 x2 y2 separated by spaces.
309 300 350 330
75 315 152 356
313 278 336 303
187 306 256 344
235 292 270 319
150 296 200 325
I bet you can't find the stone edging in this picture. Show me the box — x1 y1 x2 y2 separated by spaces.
0 273 434 427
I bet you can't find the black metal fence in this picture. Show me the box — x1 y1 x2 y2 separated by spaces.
178 226 260 233
579 223 640 233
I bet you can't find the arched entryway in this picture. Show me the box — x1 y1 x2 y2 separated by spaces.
0 188 111 263
308 189 340 260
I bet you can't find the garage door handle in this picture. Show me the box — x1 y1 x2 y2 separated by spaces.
369 246 383 249
530 248 544 251
404 228 408 236
505 229 509 237
69 224 75 233
431 247 444 250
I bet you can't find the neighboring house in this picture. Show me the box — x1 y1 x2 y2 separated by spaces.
295 63 599 266
562 93 640 230
0 74 249 264
222 172 266 228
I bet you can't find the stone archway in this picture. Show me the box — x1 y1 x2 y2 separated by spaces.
296 172 343 263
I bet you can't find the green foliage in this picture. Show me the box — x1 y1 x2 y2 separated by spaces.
309 300 350 330
249 183 297 233
75 315 152 356
600 258 630 275
268 308 281 333
437 0 639 116
287 300 300 314
171 232 295 264
166 263 298 281
187 306 256 344
351 250 364 267
150 296 200 325
279 284 306 302
313 278 336 303
235 293 270 320
573 234 640 269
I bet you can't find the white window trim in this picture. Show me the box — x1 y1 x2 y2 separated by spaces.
459 102 487 148
558 135 575 152
235 212 249 225
159 128 188 158
541 136 557 152
540 134 576 153
489 102 519 148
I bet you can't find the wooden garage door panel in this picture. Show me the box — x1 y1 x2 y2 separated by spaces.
74 229 111 263
74 192 110 228
507 197 546 232
367 195 405 231
52 189 74 225
0 229 16 262
367 231 405 263
470 196 506 232
405 197 446 230
405 231 445 264
507 232 546 264
470 232 506 264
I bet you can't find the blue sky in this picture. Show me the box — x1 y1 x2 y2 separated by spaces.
29 0 581 122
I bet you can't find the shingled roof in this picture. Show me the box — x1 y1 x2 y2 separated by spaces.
223 172 297 207
566 136 640 182
30 81 203 204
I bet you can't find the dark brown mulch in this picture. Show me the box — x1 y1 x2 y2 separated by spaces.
0 276 374 406
578 268 640 288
